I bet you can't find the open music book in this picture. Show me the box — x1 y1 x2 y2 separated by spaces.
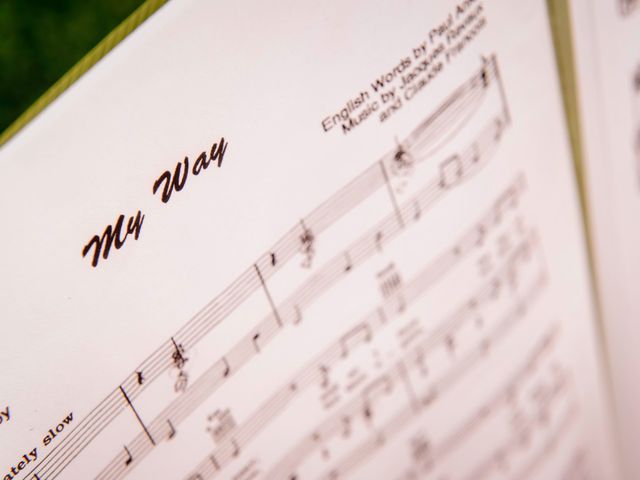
1 0 639 478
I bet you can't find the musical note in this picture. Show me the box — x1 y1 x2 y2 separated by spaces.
412 200 421 220
394 143 413 172
221 357 230 377
167 420 176 439
480 68 489 90
341 416 352 438
136 371 144 385
124 446 133 466
171 337 188 370
377 263 402 299
207 409 236 444
320 365 331 388
438 155 463 189
299 220 315 268
445 334 456 355
363 375 394 403
231 439 240 457
340 323 373 357
171 337 189 392
252 332 261 352
321 445 331 460
471 141 481 164
363 402 373 422
344 252 353 272
495 185 520 221
410 435 433 471
390 140 415 189
375 231 384 252
175 370 189 393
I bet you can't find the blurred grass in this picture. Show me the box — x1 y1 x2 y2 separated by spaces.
0 0 146 134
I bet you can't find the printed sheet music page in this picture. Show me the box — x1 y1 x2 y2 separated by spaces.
0 1 621 479
570 0 640 478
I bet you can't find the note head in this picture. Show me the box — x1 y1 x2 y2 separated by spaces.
363 405 372 420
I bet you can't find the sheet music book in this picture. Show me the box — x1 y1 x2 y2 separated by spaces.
570 0 640 478
0 0 637 478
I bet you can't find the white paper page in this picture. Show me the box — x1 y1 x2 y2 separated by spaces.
569 1 640 478
0 1 620 479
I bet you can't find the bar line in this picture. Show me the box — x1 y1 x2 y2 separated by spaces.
379 160 405 229
254 263 283 327
119 386 156 446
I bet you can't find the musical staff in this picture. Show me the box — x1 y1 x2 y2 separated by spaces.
267 300 554 480
182 223 546 479
507 405 579 480
97 174 527 480
324 330 564 480
461 371 575 480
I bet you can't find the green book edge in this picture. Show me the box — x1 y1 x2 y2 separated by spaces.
547 0 623 457
547 0 607 330
0 0 168 148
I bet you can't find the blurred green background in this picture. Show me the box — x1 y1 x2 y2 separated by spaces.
0 0 146 134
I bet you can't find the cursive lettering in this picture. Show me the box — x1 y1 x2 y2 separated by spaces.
82 211 145 267
153 137 228 204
